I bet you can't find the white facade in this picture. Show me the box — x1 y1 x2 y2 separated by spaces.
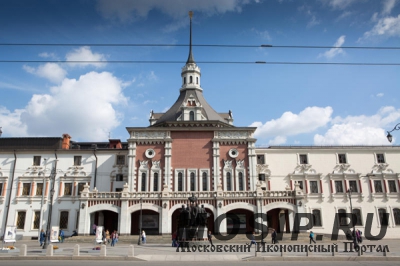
0 145 399 239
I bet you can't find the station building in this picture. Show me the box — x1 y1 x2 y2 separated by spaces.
0 15 399 240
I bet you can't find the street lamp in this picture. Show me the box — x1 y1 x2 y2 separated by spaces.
137 197 143 245
37 160 49 243
387 123 400 143
42 168 57 249
347 186 357 249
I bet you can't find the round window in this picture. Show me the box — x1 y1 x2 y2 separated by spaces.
145 149 156 159
229 148 239 158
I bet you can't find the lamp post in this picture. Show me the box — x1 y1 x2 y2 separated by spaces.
37 159 48 243
347 186 357 249
137 197 143 245
42 167 56 249
387 123 400 143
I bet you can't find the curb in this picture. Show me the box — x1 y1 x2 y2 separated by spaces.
0 256 145 261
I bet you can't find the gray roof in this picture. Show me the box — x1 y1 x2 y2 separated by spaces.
151 88 231 127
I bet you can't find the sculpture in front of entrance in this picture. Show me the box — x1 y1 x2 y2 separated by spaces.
177 193 209 241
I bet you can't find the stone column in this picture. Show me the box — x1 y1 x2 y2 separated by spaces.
78 184 90 235
212 134 220 191
161 185 170 235
247 140 257 191
215 184 226 234
128 140 137 192
119 184 130 235
164 132 172 190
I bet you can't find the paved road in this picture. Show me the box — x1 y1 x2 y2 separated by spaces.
2 261 400 266
1 239 399 261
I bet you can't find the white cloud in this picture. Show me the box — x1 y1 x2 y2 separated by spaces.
96 0 259 25
318 35 346 59
251 28 271 40
2 71 128 141
314 124 389 145
147 71 158 81
23 63 67 83
66 46 107 68
336 11 352 21
326 0 358 10
0 107 28 137
314 106 400 145
360 14 400 40
39 52 57 59
382 0 397 15
268 136 287 145
377 93 384 97
250 106 333 138
298 4 320 28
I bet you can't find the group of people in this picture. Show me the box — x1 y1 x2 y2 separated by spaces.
100 228 119 246
171 230 213 247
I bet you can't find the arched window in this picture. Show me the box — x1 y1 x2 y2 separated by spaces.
393 208 400 225
238 172 244 191
312 209 322 226
190 76 193 83
153 172 158 191
196 77 199 84
178 172 183 191
202 172 207 191
189 111 194 121
227 172 232 191
338 209 347 226
141 173 146 191
183 77 186 84
190 172 195 191
353 209 362 226
378 208 389 226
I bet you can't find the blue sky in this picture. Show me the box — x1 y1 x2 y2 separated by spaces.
0 0 399 145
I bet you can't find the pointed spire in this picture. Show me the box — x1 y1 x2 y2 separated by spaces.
186 11 195 64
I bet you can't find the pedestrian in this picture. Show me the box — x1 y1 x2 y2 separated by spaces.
172 231 177 247
271 229 277 244
208 230 214 246
110 230 116 246
102 228 106 244
105 229 110 244
59 229 65 243
249 231 257 248
141 230 146 244
309 231 316 244
39 229 45 247
92 223 97 235
356 229 362 243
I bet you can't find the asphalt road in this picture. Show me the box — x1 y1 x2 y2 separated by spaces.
1 261 400 266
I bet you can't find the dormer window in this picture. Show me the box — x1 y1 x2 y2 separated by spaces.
189 111 194 121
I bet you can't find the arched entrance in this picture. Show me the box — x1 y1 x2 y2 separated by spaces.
267 208 290 233
171 207 214 234
131 210 159 235
226 209 254 234
91 210 119 233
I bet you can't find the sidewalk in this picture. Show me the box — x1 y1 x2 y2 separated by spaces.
1 239 399 261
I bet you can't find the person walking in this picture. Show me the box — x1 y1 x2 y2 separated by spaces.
172 231 177 247
356 229 362 244
92 224 97 235
249 231 257 248
207 230 214 246
141 230 146 244
110 231 117 247
39 229 46 247
59 229 65 243
105 229 110 245
309 231 316 244
271 229 277 244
